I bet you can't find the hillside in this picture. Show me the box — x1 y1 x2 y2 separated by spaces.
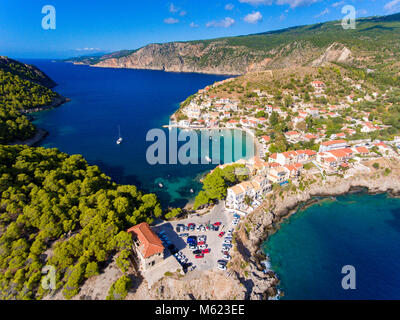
66 13 400 75
0 56 57 88
0 57 67 144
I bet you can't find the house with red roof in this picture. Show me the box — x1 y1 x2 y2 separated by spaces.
127 223 165 271
319 139 348 152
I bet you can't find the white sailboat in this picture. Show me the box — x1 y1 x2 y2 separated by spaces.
116 126 123 145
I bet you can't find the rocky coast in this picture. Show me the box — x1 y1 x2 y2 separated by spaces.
230 157 400 299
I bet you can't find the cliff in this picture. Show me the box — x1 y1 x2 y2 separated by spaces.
66 13 400 75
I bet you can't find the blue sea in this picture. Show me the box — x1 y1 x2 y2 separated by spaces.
24 60 252 208
262 192 400 300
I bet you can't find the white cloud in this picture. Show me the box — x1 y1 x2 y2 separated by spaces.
315 8 329 18
357 9 368 15
276 0 319 8
169 3 179 13
384 0 400 12
239 0 320 8
190 22 199 28
76 48 101 51
164 17 179 24
225 3 235 10
239 0 273 5
332 1 345 8
169 3 187 16
244 11 263 24
206 17 235 28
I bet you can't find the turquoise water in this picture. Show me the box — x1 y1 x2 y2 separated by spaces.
263 193 400 299
24 60 252 208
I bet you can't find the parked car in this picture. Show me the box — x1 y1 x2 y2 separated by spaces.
217 264 227 271
193 250 202 255
195 254 204 259
202 248 210 254
214 226 219 232
198 235 207 242
179 233 189 237
187 236 197 245
223 240 231 245
176 226 181 233
217 259 227 265
218 232 225 238
223 254 231 260
189 245 198 251
197 241 205 246
199 244 207 250
214 222 222 226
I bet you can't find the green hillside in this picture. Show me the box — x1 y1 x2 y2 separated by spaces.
0 57 63 144
67 12 400 76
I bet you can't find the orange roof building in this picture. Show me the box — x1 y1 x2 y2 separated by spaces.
127 223 164 259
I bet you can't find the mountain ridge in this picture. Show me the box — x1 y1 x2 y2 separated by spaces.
65 12 400 75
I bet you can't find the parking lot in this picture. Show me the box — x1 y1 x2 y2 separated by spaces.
153 202 242 273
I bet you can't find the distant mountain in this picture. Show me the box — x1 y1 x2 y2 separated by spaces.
65 13 400 75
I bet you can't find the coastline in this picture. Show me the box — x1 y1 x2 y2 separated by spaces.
79 62 243 77
9 128 49 147
9 96 70 147
21 96 70 114
231 159 400 299
163 124 261 163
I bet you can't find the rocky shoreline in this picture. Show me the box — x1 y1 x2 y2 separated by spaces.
22 96 70 114
232 159 400 299
10 96 70 147
9 128 49 147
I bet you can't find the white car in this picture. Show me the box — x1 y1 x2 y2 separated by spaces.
223 240 231 246
199 244 207 250
217 264 227 271
223 254 231 260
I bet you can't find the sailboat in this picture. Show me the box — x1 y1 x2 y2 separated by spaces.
116 126 123 145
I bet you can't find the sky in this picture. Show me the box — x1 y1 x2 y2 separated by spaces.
0 0 397 59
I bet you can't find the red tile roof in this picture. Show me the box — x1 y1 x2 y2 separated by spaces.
127 223 164 259
321 140 347 146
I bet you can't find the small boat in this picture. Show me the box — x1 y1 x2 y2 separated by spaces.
205 155 212 162
116 126 123 145
159 183 164 188
190 189 194 193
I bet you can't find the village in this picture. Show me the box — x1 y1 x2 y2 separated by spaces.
122 69 400 293
170 73 400 215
